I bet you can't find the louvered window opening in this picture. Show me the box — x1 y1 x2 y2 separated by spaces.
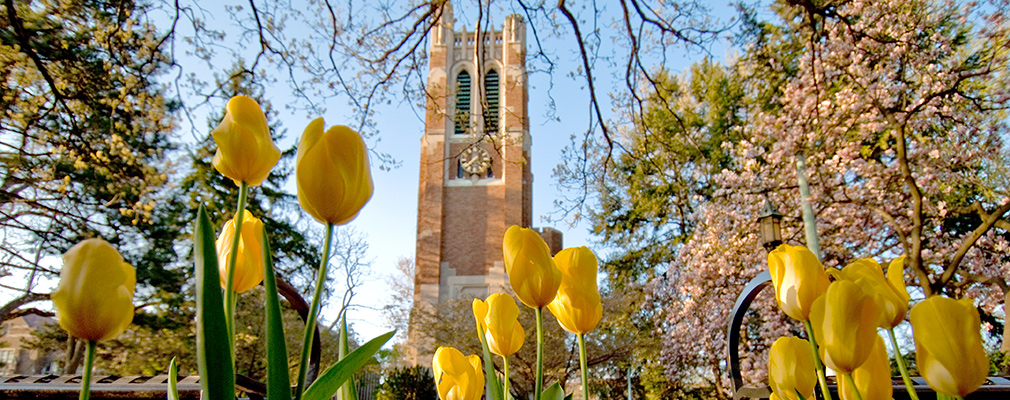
455 71 471 135
484 70 499 133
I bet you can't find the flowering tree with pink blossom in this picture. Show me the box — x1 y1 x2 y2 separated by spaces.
582 0 1010 395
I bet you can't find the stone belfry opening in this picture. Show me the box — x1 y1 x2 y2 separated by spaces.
408 1 562 366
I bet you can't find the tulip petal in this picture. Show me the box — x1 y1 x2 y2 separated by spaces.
886 256 911 304
485 293 525 356
472 298 489 331
910 296 988 398
547 246 603 334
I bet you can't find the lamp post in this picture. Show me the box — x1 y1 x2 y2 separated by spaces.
728 199 783 400
758 199 783 252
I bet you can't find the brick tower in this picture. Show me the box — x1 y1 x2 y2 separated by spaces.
409 3 559 365
415 3 531 306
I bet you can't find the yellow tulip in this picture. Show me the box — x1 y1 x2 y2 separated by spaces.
51 239 136 342
296 118 373 225
433 346 485 400
839 335 892 400
838 258 908 328
211 95 281 186
768 244 830 321
910 296 988 398
808 280 882 374
216 210 266 293
484 293 526 356
767 337 816 400
502 225 561 308
546 246 603 334
472 298 489 332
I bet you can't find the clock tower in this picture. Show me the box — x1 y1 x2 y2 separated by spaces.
409 3 566 366
414 2 536 309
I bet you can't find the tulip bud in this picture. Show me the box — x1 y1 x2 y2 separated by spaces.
839 335 892 400
838 258 908 328
808 280 882 374
216 210 266 293
484 293 526 356
433 346 484 400
502 225 561 308
546 246 603 334
768 244 830 321
296 118 373 225
211 95 281 186
768 337 816 400
910 296 988 398
51 239 136 342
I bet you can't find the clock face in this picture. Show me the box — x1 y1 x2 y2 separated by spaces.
460 146 491 174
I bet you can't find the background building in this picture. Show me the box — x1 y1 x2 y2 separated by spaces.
0 315 60 375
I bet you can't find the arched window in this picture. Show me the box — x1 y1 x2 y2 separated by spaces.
484 69 499 133
455 71 471 135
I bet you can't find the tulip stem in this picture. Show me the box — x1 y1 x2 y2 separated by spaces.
887 328 920 400
803 321 833 400
535 306 544 400
577 333 589 400
295 222 334 400
223 181 249 358
843 373 864 400
503 356 510 400
79 340 96 400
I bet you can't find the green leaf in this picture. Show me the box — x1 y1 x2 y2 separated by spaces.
337 314 358 400
478 327 504 400
302 331 395 400
194 205 235 400
541 383 566 400
167 357 179 400
261 230 292 400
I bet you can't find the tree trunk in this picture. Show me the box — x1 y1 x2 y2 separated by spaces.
712 362 727 400
64 338 86 374
1002 290 1010 354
